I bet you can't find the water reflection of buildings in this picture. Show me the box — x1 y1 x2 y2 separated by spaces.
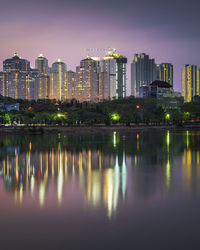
1 130 200 217
182 131 200 192
0 145 127 219
130 130 200 196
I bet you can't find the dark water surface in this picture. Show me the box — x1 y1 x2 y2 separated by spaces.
0 129 200 249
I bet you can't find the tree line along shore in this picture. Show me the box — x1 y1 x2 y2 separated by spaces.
0 95 199 127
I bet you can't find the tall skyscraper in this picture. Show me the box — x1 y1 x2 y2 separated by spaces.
182 64 200 102
101 49 127 99
34 75 50 100
76 57 100 102
3 52 30 73
50 59 67 101
99 71 109 100
156 63 173 87
66 70 79 100
35 54 49 75
131 53 156 97
0 53 33 99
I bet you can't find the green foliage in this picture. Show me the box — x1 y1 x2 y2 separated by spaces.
4 113 11 124
182 102 200 119
0 96 199 126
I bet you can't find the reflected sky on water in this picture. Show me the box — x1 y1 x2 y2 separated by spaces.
1 130 200 249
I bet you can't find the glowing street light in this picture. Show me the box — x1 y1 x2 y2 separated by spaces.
136 105 140 110
165 113 170 120
57 113 67 118
184 112 190 119
110 113 120 122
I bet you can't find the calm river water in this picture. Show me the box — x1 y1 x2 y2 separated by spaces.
0 129 200 249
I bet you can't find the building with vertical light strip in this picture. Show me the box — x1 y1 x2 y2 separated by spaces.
34 54 50 100
3 53 30 73
50 60 67 101
101 49 127 99
182 65 200 102
35 54 49 75
0 53 33 100
77 57 100 102
66 70 79 100
156 63 173 87
34 74 50 100
0 73 3 96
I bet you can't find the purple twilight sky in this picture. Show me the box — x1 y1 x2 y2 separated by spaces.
0 0 199 94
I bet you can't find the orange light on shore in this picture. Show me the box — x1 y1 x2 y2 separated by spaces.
136 105 140 110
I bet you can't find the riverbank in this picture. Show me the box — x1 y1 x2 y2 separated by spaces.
0 124 200 134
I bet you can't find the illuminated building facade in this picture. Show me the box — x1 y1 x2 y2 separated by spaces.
99 71 109 100
156 63 173 87
131 53 156 97
66 70 79 100
0 53 34 99
35 54 49 75
50 60 67 101
182 64 200 102
34 74 50 100
77 57 100 102
3 53 30 73
101 49 127 99
34 54 50 100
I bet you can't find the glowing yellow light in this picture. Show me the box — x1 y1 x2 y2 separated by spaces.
166 159 171 189
39 181 45 207
184 112 190 119
186 130 190 148
166 130 170 152
30 175 35 196
104 169 114 219
19 184 23 204
57 147 63 205
113 131 117 148
110 113 120 121
56 113 67 119
165 113 170 120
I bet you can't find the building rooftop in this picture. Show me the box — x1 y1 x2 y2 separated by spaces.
150 80 171 88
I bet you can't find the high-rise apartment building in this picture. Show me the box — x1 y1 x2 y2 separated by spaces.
34 75 50 100
156 63 173 87
0 53 33 100
131 53 156 97
3 53 30 73
99 71 109 100
50 60 67 101
35 54 49 75
66 70 79 100
182 64 200 102
101 49 127 99
74 57 100 102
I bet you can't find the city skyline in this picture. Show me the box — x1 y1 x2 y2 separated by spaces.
0 0 200 95
1 50 199 97
2 51 200 102
0 50 128 101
